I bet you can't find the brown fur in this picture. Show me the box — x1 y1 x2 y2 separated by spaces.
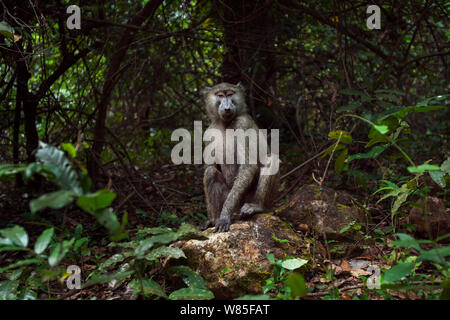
202 83 279 232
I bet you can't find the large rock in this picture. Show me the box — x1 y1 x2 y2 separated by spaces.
276 184 366 240
172 214 308 299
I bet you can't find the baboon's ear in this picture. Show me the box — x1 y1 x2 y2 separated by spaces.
236 82 246 92
200 86 212 97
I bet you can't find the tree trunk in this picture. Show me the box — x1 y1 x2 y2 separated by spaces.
218 0 276 127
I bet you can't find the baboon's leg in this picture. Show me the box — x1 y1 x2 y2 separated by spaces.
202 165 229 230
240 161 279 219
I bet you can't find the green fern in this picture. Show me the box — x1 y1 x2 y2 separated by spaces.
35 142 82 195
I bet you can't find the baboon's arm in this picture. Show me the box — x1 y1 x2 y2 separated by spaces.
214 164 258 232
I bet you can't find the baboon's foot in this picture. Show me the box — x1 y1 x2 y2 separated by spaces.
214 217 231 233
239 203 264 219
201 220 214 231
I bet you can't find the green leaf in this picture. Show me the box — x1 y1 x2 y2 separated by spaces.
429 170 446 188
266 253 275 264
0 21 15 40
169 287 214 300
0 164 26 177
373 124 389 135
98 254 126 270
35 142 82 195
129 278 167 298
0 226 28 247
30 190 76 213
382 262 415 283
34 228 54 254
0 280 19 300
391 233 421 251
328 130 352 144
0 259 41 274
169 265 208 289
61 143 77 158
284 273 307 298
280 258 308 270
93 208 121 235
441 158 450 174
48 238 75 267
418 246 450 264
76 189 117 213
407 164 441 173
348 144 389 162
83 271 134 288
145 246 186 261
334 148 348 174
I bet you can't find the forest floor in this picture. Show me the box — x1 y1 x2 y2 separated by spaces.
0 158 444 300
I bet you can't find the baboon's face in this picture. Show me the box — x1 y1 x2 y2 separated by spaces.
215 89 237 122
204 83 247 122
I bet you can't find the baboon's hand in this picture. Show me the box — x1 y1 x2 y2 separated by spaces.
214 217 231 233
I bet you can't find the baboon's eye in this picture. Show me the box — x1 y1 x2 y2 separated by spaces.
226 91 234 97
216 92 225 98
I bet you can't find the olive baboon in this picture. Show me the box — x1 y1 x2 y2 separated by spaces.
202 82 279 232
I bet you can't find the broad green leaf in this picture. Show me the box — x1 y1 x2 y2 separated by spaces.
0 259 41 274
35 142 82 195
30 190 76 213
266 253 275 264
129 278 167 298
0 164 26 177
348 144 388 162
0 226 28 247
61 143 77 158
34 228 54 254
0 238 13 246
373 124 389 135
0 21 15 40
280 258 308 270
169 265 208 289
382 262 415 283
284 273 307 298
391 233 421 251
145 246 186 261
328 130 352 144
169 287 214 300
135 232 182 257
98 254 126 270
392 192 408 214
334 148 348 174
48 238 75 267
93 208 121 235
407 164 440 173
82 270 134 288
441 158 450 174
321 144 346 159
429 170 446 188
76 189 117 213
0 280 19 300
418 246 450 264
177 223 201 236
